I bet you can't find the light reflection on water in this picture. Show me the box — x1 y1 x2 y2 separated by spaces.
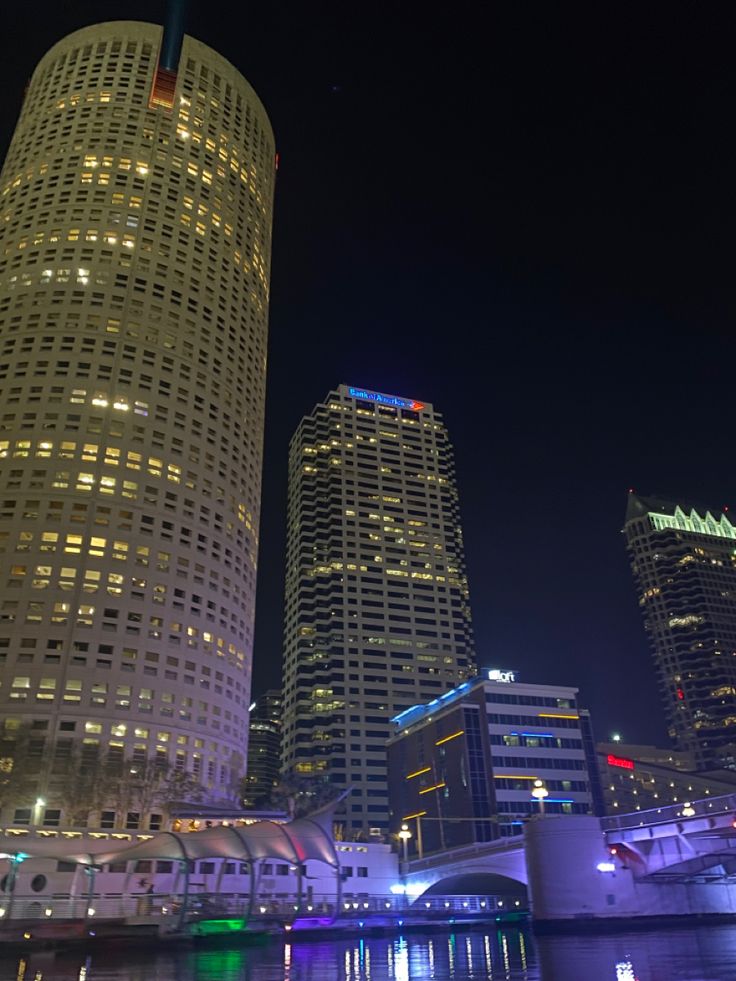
4 925 736 980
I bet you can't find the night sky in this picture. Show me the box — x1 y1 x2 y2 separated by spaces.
1 3 734 747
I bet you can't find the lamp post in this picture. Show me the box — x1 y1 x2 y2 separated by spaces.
397 824 412 908
531 780 549 816
398 823 412 867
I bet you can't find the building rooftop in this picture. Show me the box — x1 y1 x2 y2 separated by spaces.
625 491 733 529
389 671 579 737
341 384 428 412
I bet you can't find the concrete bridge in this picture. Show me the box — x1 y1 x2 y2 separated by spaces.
601 791 736 879
402 792 736 925
403 835 528 896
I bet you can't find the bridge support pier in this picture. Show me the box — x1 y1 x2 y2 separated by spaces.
526 814 736 928
526 815 635 925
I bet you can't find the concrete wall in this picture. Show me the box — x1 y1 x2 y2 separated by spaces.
526 815 736 923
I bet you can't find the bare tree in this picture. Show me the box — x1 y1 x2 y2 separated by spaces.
165 766 206 810
113 757 204 821
54 743 115 827
2 730 206 828
265 775 341 819
0 724 38 818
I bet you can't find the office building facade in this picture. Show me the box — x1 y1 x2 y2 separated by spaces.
624 493 736 769
0 21 275 825
243 689 282 808
387 672 596 853
281 385 476 834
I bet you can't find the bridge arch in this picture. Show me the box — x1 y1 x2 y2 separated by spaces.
403 841 529 900
417 871 527 901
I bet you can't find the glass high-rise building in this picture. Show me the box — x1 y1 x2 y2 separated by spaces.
0 21 275 824
243 688 282 808
281 385 476 834
624 492 736 770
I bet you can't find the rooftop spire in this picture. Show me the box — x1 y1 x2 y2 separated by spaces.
160 0 189 72
150 0 189 110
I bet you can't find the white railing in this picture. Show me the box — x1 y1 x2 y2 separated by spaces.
0 893 181 922
405 833 524 874
0 891 524 925
601 793 736 833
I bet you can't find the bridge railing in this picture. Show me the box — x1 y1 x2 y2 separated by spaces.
337 895 524 915
601 792 736 833
405 832 524 874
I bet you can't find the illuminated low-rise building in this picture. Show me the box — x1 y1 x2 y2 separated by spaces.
387 671 599 854
281 385 476 836
598 741 736 814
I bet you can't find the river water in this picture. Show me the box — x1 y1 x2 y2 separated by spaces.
4 925 736 980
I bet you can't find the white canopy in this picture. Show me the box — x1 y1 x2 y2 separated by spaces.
0 808 340 871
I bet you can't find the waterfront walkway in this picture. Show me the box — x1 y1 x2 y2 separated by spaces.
0 892 522 945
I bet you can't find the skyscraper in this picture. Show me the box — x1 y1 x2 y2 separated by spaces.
0 21 275 824
624 493 736 769
281 385 476 834
243 688 282 808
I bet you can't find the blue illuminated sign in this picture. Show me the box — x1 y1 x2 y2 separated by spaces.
391 680 471 727
348 387 425 411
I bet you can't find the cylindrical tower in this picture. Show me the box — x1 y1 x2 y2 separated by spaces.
0 22 275 825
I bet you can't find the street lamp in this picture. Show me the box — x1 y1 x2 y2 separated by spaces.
398 823 412 866
531 780 549 816
397 823 413 906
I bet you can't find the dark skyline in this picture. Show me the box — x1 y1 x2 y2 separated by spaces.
2 2 734 747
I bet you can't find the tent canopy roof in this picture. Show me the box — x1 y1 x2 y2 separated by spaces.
0 814 340 870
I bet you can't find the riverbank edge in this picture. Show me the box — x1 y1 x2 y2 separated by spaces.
532 912 736 935
0 915 524 952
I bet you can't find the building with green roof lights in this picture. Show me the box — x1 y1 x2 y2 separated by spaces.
624 492 736 770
